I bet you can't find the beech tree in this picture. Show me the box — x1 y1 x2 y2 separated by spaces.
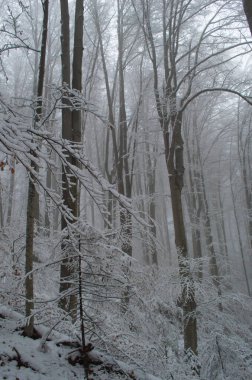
131 0 252 356
1 1 252 378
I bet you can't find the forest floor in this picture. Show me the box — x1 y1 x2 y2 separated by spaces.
0 306 161 380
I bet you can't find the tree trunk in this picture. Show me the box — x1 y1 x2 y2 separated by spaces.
166 111 198 355
24 0 49 337
135 0 199 354
135 164 150 265
197 149 223 310
184 125 203 278
59 0 84 319
169 178 198 354
117 0 132 257
44 166 51 232
148 172 158 265
24 174 36 337
146 146 158 265
59 0 74 315
241 149 252 251
0 180 3 229
93 0 119 230
243 0 252 35
230 163 251 296
6 159 15 226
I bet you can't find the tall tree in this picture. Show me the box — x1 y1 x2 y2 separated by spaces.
131 0 199 354
59 0 84 318
131 0 250 355
91 0 119 227
24 0 49 337
117 0 133 257
92 0 139 258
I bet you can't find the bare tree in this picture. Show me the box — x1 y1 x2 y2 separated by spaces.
130 0 252 355
24 0 49 337
91 0 140 258
58 0 84 319
131 0 200 354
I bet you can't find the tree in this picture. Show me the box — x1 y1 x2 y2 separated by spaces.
24 0 49 337
91 0 142 260
59 0 84 319
1 0 252 378
243 0 252 35
131 0 200 354
131 0 252 356
184 115 203 277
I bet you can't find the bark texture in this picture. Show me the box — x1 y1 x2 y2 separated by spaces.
243 0 252 35
24 0 49 337
59 0 84 319
167 112 198 355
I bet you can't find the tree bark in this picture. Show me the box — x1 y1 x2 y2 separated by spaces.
24 174 36 337
184 123 203 278
167 111 198 355
92 0 118 230
231 177 251 296
6 158 15 226
0 179 3 229
146 136 158 265
197 145 223 310
24 0 49 337
59 0 72 314
243 0 252 35
117 0 132 257
59 0 84 319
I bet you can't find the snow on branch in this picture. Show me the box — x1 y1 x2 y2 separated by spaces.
0 90 150 231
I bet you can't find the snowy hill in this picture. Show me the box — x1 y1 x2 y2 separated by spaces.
0 306 162 380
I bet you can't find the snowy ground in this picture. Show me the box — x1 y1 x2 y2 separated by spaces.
0 306 161 380
0 307 85 379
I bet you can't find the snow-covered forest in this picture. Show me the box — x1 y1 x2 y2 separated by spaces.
0 0 252 379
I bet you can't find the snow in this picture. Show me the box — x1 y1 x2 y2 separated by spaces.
0 306 163 380
0 312 84 379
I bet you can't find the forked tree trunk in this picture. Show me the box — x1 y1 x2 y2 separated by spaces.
59 0 84 320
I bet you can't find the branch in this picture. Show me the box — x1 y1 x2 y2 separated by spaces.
180 87 252 112
176 41 252 93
